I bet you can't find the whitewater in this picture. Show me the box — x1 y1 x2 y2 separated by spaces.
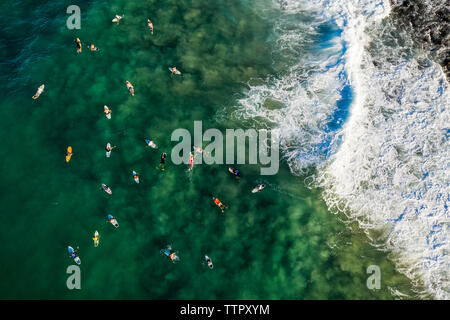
233 0 449 299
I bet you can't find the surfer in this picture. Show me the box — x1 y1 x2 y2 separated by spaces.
65 146 73 162
170 66 180 74
213 197 228 213
75 38 82 53
160 152 167 165
89 44 99 51
112 14 123 24
108 214 119 227
69 247 79 259
126 81 134 96
169 251 178 263
132 170 140 183
157 152 167 170
32 84 45 99
228 167 240 179
205 255 213 269
104 105 112 119
147 19 154 34
252 184 266 193
188 152 194 171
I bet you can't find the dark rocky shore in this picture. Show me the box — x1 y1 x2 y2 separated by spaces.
389 0 450 81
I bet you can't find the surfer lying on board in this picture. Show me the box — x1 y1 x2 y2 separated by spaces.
147 19 154 34
126 81 134 96
32 84 45 99
213 197 228 213
75 38 82 53
170 66 179 74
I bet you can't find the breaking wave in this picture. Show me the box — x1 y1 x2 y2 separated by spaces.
234 0 450 299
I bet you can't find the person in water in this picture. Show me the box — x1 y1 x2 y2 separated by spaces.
32 84 44 99
213 197 228 213
66 148 73 158
157 152 167 170
230 168 240 178
70 247 79 258
147 19 154 34
126 81 134 96
113 14 123 24
169 251 178 263
89 44 99 51
104 105 112 116
75 38 82 53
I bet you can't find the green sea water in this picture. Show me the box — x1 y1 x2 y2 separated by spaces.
0 0 419 299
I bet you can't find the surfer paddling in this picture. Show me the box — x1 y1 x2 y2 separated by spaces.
147 19 154 34
212 197 228 213
75 38 82 53
32 84 45 99
126 81 134 96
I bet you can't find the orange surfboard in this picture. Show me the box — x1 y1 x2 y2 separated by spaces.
66 146 73 162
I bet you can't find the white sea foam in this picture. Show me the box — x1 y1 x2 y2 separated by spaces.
235 0 450 299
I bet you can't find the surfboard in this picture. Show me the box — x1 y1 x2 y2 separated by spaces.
66 146 72 162
106 143 111 158
102 183 112 194
68 246 81 265
107 214 119 228
168 68 181 75
252 184 265 193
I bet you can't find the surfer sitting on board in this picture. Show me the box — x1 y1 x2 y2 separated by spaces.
75 38 82 53
213 197 228 213
126 81 134 96
89 44 99 51
104 105 112 118
113 14 123 24
147 19 154 34
170 66 180 74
